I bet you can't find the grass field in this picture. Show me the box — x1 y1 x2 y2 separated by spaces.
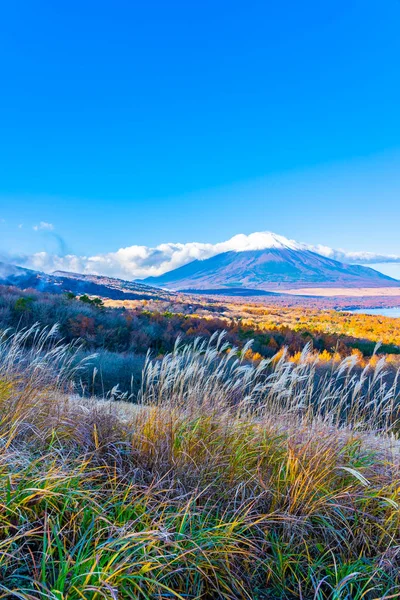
0 326 399 599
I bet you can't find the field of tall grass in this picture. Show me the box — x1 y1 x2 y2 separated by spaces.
0 325 399 599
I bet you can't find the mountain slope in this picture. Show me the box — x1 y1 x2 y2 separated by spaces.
52 270 172 299
142 244 398 292
0 262 173 300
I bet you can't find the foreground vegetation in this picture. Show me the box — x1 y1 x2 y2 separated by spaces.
0 325 399 599
1 284 400 398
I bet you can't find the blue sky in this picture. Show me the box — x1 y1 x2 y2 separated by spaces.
0 0 399 275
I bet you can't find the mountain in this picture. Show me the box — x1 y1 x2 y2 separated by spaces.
51 271 173 299
0 262 172 301
142 233 398 292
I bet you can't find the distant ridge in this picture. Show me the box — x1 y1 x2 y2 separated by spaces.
0 262 172 301
52 270 168 296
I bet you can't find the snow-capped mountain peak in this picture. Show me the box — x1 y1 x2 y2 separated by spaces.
143 232 397 291
224 231 305 253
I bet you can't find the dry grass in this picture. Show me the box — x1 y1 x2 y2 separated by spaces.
0 327 399 599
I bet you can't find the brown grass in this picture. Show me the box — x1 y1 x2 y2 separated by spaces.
0 327 399 599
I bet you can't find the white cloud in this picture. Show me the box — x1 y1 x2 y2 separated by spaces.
33 221 54 231
7 231 400 281
309 244 400 265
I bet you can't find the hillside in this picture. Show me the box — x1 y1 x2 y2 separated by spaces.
0 262 173 300
51 270 173 299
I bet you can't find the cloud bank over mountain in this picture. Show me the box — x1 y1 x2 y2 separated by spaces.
4 231 400 281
